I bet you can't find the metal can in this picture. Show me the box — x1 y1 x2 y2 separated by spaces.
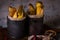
7 16 26 39
28 15 44 35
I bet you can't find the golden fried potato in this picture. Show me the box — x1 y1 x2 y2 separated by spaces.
28 3 35 15
9 6 16 17
17 5 24 19
13 5 24 19
36 1 44 17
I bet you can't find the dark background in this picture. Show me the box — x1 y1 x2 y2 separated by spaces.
0 0 60 28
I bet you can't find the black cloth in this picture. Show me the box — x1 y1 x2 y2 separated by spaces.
55 32 60 40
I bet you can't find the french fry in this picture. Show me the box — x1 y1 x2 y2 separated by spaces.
9 6 16 17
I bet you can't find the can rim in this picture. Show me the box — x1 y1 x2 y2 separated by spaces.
8 15 26 21
28 15 43 18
